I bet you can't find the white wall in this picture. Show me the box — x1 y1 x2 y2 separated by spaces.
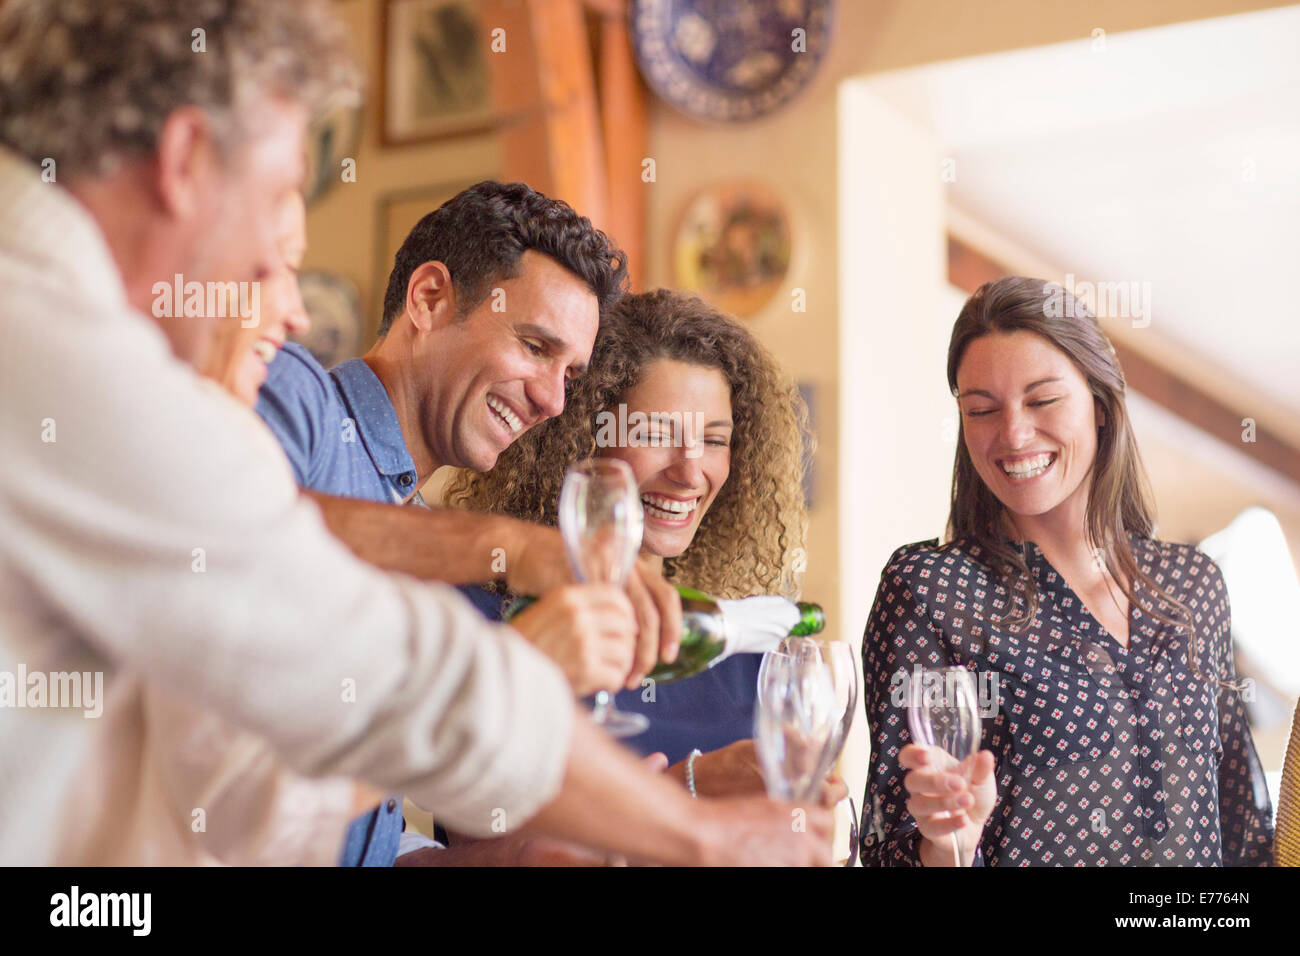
837 79 961 810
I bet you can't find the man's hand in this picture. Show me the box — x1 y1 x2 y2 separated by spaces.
505 524 682 689
506 584 636 696
623 556 681 688
693 796 834 866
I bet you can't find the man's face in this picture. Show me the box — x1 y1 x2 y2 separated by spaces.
162 96 307 367
418 250 600 472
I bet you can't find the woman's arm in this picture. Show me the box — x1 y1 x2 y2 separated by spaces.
1208 566 1275 865
859 548 1000 866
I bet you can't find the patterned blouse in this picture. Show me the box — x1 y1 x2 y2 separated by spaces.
859 535 1274 866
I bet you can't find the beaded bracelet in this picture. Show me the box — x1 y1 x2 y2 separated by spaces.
685 748 703 798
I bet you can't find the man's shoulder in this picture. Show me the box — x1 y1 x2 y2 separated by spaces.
263 342 334 397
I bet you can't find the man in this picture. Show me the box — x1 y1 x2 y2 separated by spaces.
0 0 829 866
258 180 670 864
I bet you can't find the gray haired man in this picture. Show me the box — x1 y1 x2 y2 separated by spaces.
0 0 830 865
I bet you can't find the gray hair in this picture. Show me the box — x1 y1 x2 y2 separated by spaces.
0 0 360 179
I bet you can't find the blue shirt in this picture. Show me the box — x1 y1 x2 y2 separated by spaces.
256 343 416 866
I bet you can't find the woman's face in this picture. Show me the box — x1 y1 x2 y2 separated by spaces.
600 358 733 559
955 329 1101 526
204 191 310 407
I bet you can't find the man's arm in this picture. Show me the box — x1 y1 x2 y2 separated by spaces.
307 491 682 684
489 710 835 867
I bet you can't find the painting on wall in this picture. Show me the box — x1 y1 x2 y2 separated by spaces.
673 182 793 319
373 180 478 328
381 0 496 146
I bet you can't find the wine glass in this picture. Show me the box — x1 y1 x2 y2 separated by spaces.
754 648 836 804
905 666 982 867
768 637 860 864
558 458 648 738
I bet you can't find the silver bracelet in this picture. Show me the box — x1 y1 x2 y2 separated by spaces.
685 748 703 798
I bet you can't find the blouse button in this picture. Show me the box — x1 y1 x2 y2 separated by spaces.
386 798 398 812
399 474 414 487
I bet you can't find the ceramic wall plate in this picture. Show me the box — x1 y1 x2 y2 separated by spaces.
295 270 364 367
673 182 792 318
631 0 834 122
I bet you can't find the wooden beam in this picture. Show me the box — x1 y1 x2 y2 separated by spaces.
595 5 647 289
486 0 607 225
946 234 1300 487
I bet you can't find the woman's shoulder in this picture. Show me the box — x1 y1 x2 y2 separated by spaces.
879 537 1000 593
1129 534 1227 596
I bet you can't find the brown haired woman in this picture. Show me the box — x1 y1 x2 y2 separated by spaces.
445 288 817 791
860 276 1274 866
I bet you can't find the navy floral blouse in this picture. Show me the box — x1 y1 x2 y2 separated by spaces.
859 535 1274 866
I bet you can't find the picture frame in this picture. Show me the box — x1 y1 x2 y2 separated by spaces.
373 180 479 328
380 0 498 146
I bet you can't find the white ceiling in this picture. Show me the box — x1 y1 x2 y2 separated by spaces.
866 6 1300 415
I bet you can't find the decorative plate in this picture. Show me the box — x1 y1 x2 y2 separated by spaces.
294 270 365 368
630 0 834 122
673 182 792 318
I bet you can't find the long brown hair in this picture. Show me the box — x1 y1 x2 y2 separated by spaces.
946 277 1211 678
443 289 811 598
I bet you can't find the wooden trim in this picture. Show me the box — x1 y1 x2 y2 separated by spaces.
596 8 647 289
946 234 1300 487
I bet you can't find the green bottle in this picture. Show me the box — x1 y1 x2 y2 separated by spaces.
505 585 825 685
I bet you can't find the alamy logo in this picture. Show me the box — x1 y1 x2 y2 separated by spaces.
889 664 1000 718
1042 273 1151 328
0 665 102 718
152 273 261 328
50 886 150 936
594 404 707 459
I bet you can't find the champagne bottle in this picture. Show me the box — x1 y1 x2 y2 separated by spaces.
505 585 825 685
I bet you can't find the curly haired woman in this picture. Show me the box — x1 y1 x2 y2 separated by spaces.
445 288 818 793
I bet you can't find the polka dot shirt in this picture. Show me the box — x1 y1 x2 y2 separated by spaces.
859 536 1274 866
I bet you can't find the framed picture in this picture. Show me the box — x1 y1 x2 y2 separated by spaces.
380 0 497 146
373 180 478 325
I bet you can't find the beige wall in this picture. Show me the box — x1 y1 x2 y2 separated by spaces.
642 0 1293 641
305 1 1294 823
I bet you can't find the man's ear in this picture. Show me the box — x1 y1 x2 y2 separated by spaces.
154 105 219 220
405 260 456 333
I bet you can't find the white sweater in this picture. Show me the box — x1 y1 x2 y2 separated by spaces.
0 148 573 864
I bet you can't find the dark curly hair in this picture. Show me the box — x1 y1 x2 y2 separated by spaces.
444 289 812 599
379 180 628 335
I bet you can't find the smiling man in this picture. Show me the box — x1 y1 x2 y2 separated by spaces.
256 182 679 865
0 0 829 869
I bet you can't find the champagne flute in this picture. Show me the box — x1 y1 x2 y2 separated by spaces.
772 637 860 864
558 458 648 737
754 648 836 804
906 666 982 867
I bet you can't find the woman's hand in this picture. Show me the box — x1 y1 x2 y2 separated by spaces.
667 740 846 808
899 744 996 866
506 584 636 696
